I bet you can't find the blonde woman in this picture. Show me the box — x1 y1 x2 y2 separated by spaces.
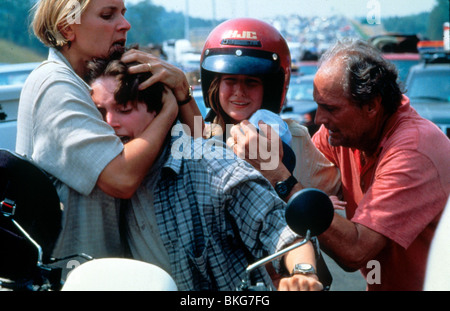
16 0 200 275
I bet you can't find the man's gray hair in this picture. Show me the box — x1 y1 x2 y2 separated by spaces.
319 38 404 114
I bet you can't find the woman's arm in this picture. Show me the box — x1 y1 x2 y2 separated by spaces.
97 86 179 198
179 96 205 138
121 49 204 136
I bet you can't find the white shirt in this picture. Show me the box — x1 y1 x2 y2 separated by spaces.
16 48 125 276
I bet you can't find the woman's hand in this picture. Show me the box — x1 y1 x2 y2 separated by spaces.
159 86 179 120
121 49 191 103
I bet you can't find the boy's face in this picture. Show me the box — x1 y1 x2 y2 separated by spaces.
91 76 156 143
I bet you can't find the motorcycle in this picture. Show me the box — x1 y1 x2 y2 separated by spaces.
238 187 334 291
0 149 333 291
0 149 178 291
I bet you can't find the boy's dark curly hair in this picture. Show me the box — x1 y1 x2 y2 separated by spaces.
86 49 164 114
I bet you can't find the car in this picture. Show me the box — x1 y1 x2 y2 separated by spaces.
383 53 420 84
296 60 318 76
0 62 40 86
281 74 320 136
0 85 22 151
369 34 421 84
405 51 450 138
0 63 41 151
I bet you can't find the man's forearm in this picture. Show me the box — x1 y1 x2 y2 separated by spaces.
318 213 388 272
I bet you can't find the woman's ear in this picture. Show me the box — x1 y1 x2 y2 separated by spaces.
59 23 75 43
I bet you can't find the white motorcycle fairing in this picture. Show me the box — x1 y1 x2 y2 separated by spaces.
61 258 177 291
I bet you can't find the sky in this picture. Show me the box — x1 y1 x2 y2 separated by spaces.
127 0 438 20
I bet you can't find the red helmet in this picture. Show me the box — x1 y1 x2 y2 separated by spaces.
200 18 291 114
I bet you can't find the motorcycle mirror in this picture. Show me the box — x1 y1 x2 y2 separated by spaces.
285 188 334 237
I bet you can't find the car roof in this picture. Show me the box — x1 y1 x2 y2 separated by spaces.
290 74 315 83
409 62 450 72
0 62 41 73
382 53 420 61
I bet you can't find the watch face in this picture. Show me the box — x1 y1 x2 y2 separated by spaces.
297 264 312 270
275 176 297 198
276 183 288 195
292 263 315 275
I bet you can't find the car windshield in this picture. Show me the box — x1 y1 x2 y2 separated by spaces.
0 70 32 86
287 79 314 101
408 70 450 102
390 59 420 83
298 64 318 76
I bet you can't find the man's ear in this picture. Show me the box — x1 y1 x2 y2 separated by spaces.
366 96 382 117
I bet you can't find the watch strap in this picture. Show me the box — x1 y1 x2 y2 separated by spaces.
275 175 298 199
178 85 193 106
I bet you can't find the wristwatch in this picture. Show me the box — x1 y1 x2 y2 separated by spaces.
178 85 193 106
291 263 316 276
275 175 297 199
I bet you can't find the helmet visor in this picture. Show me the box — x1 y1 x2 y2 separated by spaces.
202 48 280 76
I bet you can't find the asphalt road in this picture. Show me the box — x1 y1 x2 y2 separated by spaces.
323 253 366 291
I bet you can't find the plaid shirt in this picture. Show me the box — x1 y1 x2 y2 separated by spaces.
148 132 299 291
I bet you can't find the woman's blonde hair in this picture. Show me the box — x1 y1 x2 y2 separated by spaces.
31 0 91 48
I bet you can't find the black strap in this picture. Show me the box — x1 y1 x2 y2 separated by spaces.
311 237 333 290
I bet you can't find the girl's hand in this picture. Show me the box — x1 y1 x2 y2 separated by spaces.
227 120 288 185
329 195 347 211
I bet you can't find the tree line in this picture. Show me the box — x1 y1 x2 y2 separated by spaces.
381 0 449 40
0 0 214 58
0 0 448 58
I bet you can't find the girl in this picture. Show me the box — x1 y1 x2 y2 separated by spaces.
200 18 341 200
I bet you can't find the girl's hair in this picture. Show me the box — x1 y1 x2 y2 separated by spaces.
32 0 91 48
207 76 233 128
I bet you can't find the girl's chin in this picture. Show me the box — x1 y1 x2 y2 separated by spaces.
228 113 253 124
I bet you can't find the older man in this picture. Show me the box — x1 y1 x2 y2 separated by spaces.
312 39 450 290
